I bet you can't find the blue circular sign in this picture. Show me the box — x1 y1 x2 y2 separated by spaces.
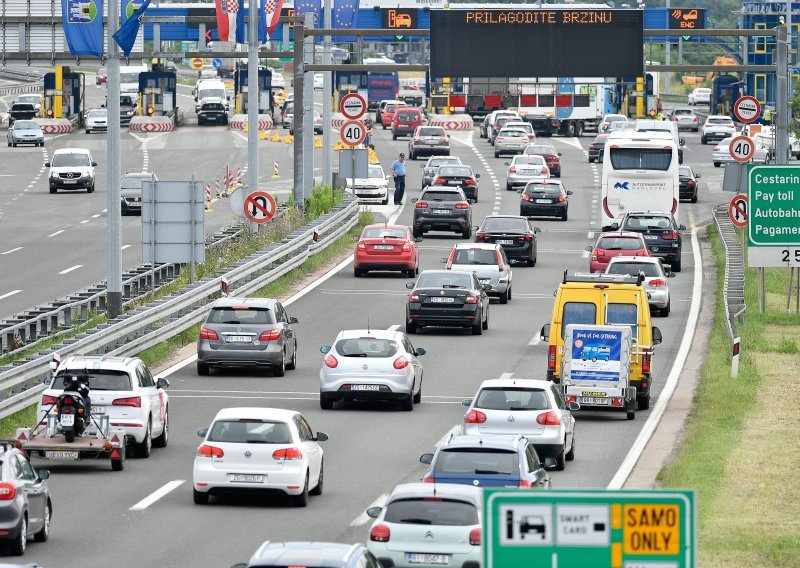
212 58 223 69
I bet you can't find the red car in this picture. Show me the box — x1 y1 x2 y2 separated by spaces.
96 66 107 85
587 231 650 273
524 144 561 177
354 224 419 278
391 107 424 140
382 103 405 129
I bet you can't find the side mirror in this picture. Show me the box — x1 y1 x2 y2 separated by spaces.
652 327 663 345
568 401 581 411
695 173 702 179
584 245 594 252
289 316 299 324
315 432 329 442
37 469 50 481
440 258 447 264
352 236 359 242
504 161 510 166
420 164 425 169
540 323 550 341
197 428 208 438
610 223 619 230
100 103 106 108
367 506 382 518
680 138 686 146
475 173 481 179
534 227 542 234
566 190 573 195
482 284 492 291
461 399 472 407
543 457 558 470
420 453 434 465
667 271 676 278
411 198 419 203
156 377 170 389
415 347 427 356
516 188 523 193
558 152 562 156
44 162 51 167
406 282 415 289
320 345 331 354
414 237 423 243
679 224 687 231
92 162 98 167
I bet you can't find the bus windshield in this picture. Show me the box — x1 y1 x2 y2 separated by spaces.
609 148 672 171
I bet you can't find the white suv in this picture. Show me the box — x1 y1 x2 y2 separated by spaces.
687 87 711 106
46 148 96 194
38 356 170 457
700 115 736 145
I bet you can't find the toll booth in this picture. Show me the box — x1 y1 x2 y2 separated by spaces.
43 69 85 120
138 72 177 116
234 67 272 114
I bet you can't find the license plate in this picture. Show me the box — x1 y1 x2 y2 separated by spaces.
374 245 394 251
229 473 265 483
407 553 450 565
579 396 609 405
536 199 552 204
497 239 514 245
447 181 460 185
225 335 253 343
351 385 380 391
92 406 106 414
644 235 658 240
63 180 77 184
430 297 455 303
45 451 79 460
60 414 75 426
432 209 450 215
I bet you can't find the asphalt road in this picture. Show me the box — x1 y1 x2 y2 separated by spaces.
21 120 724 568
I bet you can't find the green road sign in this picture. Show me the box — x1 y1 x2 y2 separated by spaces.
484 489 696 568
747 164 800 267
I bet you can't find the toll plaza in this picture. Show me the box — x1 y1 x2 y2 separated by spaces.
137 71 177 117
43 68 85 120
234 66 272 114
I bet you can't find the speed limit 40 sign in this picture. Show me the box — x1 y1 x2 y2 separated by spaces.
729 135 756 163
340 120 367 146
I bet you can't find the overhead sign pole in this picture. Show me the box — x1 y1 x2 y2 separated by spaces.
247 0 260 233
303 12 315 202
107 0 123 318
322 0 333 187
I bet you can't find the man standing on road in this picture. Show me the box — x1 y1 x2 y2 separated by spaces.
390 153 406 205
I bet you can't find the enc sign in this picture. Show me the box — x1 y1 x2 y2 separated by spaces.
382 8 418 30
668 8 706 30
747 165 800 267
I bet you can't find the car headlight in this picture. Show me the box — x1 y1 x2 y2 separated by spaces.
50 172 58 178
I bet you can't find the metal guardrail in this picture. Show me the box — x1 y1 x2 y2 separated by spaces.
713 204 746 340
0 198 360 420
0 67 44 97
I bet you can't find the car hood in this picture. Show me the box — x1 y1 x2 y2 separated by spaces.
348 177 388 187
50 165 93 175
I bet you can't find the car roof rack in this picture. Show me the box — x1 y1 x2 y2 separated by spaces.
562 270 644 286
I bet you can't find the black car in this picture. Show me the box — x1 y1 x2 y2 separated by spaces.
420 156 461 190
475 215 540 266
615 211 687 271
431 165 480 203
197 101 228 125
519 180 572 221
412 188 473 239
8 103 36 127
678 165 700 203
405 270 490 335
588 134 609 163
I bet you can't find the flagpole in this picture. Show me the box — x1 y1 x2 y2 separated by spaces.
322 0 332 187
248 0 260 233
107 0 123 318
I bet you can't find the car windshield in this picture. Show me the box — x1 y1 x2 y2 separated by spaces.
598 237 643 250
384 498 479 526
525 183 562 194
13 120 38 130
606 115 626 122
52 370 132 391
52 153 91 167
678 167 693 176
335 338 399 358
120 96 135 106
416 273 472 289
708 118 733 125
623 216 672 231
610 148 672 171
606 303 638 339
121 175 151 189
88 110 106 118
481 218 528 232
607 262 661 277
561 302 597 338
362 227 406 239
18 96 39 104
527 145 556 155
438 166 472 177
453 248 498 265
208 420 291 444
199 88 225 99
207 306 274 325
514 156 545 166
475 387 551 411
422 191 461 202
418 127 444 137
284 104 294 114
435 448 518 475
367 166 384 178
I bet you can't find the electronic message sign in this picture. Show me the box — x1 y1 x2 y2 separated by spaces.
382 8 417 30
430 9 643 78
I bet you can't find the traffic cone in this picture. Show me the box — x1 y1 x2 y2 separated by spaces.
243 122 249 132
314 136 323 148
271 131 281 142
272 160 280 179
283 134 293 144
259 130 268 140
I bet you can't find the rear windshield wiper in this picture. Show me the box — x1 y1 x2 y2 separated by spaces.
399 518 433 525
441 285 465 289
474 469 502 475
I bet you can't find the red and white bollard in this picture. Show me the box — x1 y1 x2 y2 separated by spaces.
205 184 213 211
214 179 222 199
236 166 243 182
272 160 280 179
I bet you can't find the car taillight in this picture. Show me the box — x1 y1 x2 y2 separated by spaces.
42 395 58 406
688 179 695 189
497 137 505 142
0 483 17 501
416 201 428 208
434 177 446 185
642 353 652 373
542 167 549 176
557 194 566 202
519 479 533 488
672 198 678 214
536 410 561 426
496 250 506 272
423 476 435 483
713 146 720 151
521 193 532 201
393 356 410 369
456 202 470 209
324 355 338 368
650 279 666 287
663 231 678 240
465 409 487 423
272 447 303 460
259 329 281 341
409 293 421 303
469 528 482 545
476 233 487 241
509 166 516 173
464 179 476 185
596 250 606 257
693 117 698 122
200 328 219 340
547 345 557 371
465 294 479 304
113 396 141 408
357 241 366 251
370 525 391 542
402 242 412 251
197 444 224 458
523 234 533 241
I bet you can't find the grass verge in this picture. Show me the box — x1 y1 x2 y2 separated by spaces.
657 225 800 566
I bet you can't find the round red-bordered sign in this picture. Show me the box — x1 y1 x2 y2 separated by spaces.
339 93 367 120
733 96 761 123
340 120 367 146
243 191 277 224
728 194 748 228
729 135 756 163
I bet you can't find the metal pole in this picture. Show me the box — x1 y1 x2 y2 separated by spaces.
665 0 671 96
247 0 260 233
678 36 683 65
777 24 790 165
190 177 196 283
106 0 122 319
303 12 314 199
322 0 333 187
293 20 305 209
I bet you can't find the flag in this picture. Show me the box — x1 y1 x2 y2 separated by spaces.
113 0 151 56
61 0 104 57
215 0 242 42
294 0 322 28
262 0 284 41
333 0 359 42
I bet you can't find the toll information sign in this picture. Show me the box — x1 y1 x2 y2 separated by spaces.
485 489 696 567
747 165 800 267
430 9 643 78
668 8 706 30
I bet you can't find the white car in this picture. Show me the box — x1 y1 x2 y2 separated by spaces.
271 73 286 89
313 73 324 90
85 108 108 134
712 136 769 167
38 355 169 457
193 407 327 507
319 330 426 411
347 163 390 204
505 154 550 191
46 148 97 193
687 87 711 105
505 120 536 142
445 242 513 303
700 115 736 144
599 113 629 133
16 94 42 113
605 256 674 316
460 378 576 470
366 483 482 568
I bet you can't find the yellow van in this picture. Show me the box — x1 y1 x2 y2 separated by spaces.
539 271 663 410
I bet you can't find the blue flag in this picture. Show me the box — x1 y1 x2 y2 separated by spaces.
113 0 151 56
332 0 359 42
295 0 322 28
62 0 104 57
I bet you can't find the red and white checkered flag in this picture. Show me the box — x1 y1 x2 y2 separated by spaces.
264 0 284 40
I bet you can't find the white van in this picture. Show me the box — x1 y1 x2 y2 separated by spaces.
193 79 229 112
119 64 148 94
633 119 685 164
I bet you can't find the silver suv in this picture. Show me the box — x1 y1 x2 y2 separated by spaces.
408 126 449 160
700 115 736 144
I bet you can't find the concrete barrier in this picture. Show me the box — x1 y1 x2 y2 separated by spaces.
428 114 474 131
129 116 174 133
229 114 274 131
34 118 75 134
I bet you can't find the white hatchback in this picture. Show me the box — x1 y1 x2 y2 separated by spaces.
445 243 512 303
193 407 327 507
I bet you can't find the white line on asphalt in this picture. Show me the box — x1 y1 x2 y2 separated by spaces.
350 494 390 527
80 220 89 224
387 324 401 331
528 334 541 346
319 289 409 296
121 245 131 250
0 290 22 301
587 232 595 239
129 480 185 511
58 265 82 275
499 372 514 380
1 247 22 255
92 213 101 218
48 230 64 237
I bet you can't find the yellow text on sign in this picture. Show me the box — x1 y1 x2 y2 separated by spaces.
623 504 680 555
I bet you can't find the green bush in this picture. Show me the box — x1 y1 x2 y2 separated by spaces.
304 185 344 220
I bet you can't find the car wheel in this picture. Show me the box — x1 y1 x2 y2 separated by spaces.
700 136 707 145
381 196 389 205
500 289 509 304
274 350 286 377
661 301 671 317
638 392 651 411
412 227 422 239
691 194 698 203
286 345 297 370
392 133 397 140
714 162 721 168
401 390 414 411
87 184 94 193
9 516 26 556
293 473 310 507
310 460 324 496
672 258 682 272
506 184 513 191
693 128 699 132
461 227 471 239
405 268 415 278
197 361 210 376
354 267 363 277
627 409 636 420
406 321 417 334
135 419 153 458
34 503 51 542
193 489 210 505
6 141 10 147
588 157 595 163
413 379 422 404
494 151 499 158
562 210 568 221
153 405 169 448
320 394 334 410
482 308 489 330
554 444 566 471
12 142 17 147
472 315 483 335
565 435 575 461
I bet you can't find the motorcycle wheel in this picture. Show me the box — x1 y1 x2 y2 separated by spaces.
64 430 75 443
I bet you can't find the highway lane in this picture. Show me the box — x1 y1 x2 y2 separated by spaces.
25 124 722 568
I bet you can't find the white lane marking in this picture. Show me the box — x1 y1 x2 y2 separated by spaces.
48 230 64 237
0 290 22 301
608 224 703 489
499 372 514 380
92 213 101 218
129 480 185 511
121 244 131 250
80 219 89 224
529 334 541 346
587 231 595 239
1 247 22 255
319 289 409 296
350 493 390 527
551 137 584 150
387 324 401 331
58 265 83 274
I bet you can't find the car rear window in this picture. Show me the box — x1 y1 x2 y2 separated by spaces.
438 166 472 177
514 156 545 166
678 167 692 176
421 191 461 202
607 262 661 277
623 216 672 231
561 302 597 339
525 183 562 194
428 157 460 168
53 370 132 391
384 498 479 526
526 145 556 155
418 127 445 137
708 118 733 125
606 303 639 339
396 111 413 121
475 387 551 411
334 338 399 358
435 448 518 475
453 248 498 266
481 217 528 232
500 129 526 137
207 307 275 324
362 227 406 239
597 237 644 250
416 273 471 289
610 148 672 171
208 420 291 444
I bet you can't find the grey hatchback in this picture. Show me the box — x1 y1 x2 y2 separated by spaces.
0 444 51 556
237 541 381 568
197 297 299 377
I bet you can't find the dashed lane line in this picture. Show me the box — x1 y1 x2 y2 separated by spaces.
129 480 185 511
1 247 22 255
0 290 22 301
58 265 83 275
47 230 64 237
